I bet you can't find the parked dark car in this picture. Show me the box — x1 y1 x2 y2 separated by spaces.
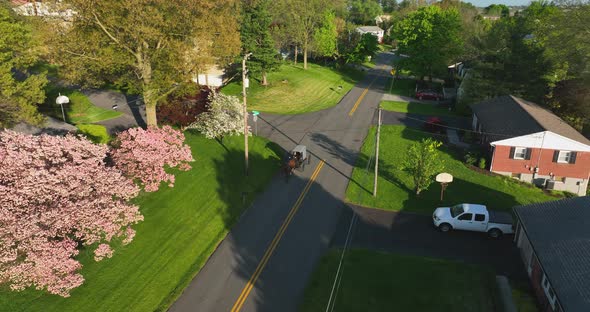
415 89 442 101
424 117 447 134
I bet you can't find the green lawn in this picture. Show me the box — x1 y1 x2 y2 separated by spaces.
0 133 282 312
380 100 457 117
300 249 498 312
42 88 122 124
386 77 416 97
76 124 111 144
222 63 364 114
345 125 557 214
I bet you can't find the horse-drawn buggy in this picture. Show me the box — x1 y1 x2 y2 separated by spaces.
283 145 311 181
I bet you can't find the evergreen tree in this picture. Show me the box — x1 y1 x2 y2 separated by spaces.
241 0 281 85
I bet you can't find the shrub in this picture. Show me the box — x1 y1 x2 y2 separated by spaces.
77 124 111 144
111 126 194 192
478 157 486 169
157 87 215 128
464 152 477 166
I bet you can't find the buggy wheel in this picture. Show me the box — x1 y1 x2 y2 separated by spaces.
302 163 305 171
307 155 311 165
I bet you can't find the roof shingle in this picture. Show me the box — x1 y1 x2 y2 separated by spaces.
514 196 590 312
470 95 590 145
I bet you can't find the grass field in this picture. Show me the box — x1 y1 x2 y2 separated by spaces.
222 63 364 114
76 124 111 144
386 77 416 97
0 133 282 312
42 88 122 124
345 125 557 214
300 249 498 312
380 100 457 117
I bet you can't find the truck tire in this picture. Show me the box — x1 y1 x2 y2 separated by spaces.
488 229 502 239
439 223 452 233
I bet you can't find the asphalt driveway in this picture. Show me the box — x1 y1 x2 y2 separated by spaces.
332 204 528 280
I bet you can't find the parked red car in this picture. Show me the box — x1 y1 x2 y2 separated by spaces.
415 89 442 101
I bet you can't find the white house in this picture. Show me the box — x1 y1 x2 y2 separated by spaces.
356 26 384 43
11 0 75 18
192 65 225 87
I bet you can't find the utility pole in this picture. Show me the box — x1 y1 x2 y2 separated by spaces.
373 106 382 197
242 53 252 176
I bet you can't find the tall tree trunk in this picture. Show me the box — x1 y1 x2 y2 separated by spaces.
294 46 298 65
303 39 308 70
137 49 158 127
144 89 157 127
261 71 268 86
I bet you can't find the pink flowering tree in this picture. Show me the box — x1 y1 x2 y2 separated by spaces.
111 126 194 192
0 131 143 297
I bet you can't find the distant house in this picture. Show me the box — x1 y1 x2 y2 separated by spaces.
11 0 75 18
356 26 384 43
192 65 224 87
513 196 590 312
471 95 590 196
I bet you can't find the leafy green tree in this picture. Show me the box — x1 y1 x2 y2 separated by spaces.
484 4 510 17
382 0 398 13
241 0 281 86
313 11 338 58
393 6 463 80
538 3 590 129
0 4 47 127
277 0 343 69
402 138 444 195
349 0 383 25
51 0 240 127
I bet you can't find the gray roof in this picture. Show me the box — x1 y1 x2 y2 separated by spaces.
470 95 590 145
514 196 590 312
357 26 383 32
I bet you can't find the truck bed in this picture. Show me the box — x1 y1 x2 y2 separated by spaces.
489 210 513 224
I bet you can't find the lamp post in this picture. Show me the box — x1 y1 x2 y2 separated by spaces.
242 53 252 176
56 93 70 122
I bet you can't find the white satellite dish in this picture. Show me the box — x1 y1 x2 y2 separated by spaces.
436 173 453 183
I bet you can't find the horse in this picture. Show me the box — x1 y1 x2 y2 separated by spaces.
283 153 300 182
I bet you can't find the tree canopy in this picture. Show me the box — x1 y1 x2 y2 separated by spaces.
0 131 143 297
0 4 47 127
241 0 281 85
349 0 383 25
393 5 463 80
51 0 240 126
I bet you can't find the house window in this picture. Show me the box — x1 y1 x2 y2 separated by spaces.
514 147 527 160
511 173 521 179
557 151 572 163
542 274 558 310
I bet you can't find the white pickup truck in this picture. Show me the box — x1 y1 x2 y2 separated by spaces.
432 203 514 238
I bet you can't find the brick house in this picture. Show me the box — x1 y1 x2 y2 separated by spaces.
471 95 590 195
513 196 590 312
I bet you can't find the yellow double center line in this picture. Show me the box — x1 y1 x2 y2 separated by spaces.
348 65 388 117
230 160 325 312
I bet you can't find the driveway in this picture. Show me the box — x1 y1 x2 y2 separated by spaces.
331 204 528 280
83 89 146 133
378 110 471 129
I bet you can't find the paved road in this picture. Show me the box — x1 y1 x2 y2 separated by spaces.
331 205 528 281
170 52 396 312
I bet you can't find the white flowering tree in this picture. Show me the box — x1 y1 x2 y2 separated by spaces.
188 92 244 142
